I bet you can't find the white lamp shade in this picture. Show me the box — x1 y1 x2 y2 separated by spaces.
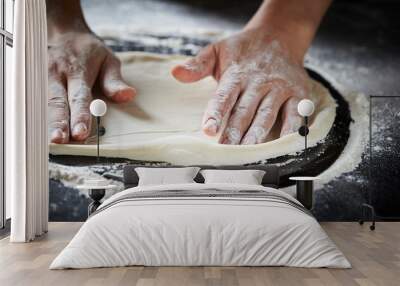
297 99 315 117
90 99 107 117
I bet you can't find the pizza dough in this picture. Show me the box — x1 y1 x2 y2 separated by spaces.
50 52 337 165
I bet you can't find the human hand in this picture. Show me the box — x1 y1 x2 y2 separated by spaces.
48 32 136 144
172 27 311 145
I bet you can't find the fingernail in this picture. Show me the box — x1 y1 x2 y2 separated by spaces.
72 123 87 136
203 119 218 135
114 89 135 102
182 60 201 73
50 129 68 144
221 137 237 145
221 138 229 145
115 93 130 102
218 133 228 144
51 128 62 138
50 129 62 143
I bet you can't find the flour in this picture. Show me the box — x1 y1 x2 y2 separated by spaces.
203 62 242 134
276 60 370 195
198 38 312 145
304 64 369 189
49 162 123 198
223 127 242 144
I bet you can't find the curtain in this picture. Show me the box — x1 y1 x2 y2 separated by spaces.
7 0 48 242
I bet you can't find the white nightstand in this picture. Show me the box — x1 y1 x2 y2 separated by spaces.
77 184 117 216
289 177 319 210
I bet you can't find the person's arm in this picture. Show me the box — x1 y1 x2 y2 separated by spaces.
172 0 332 145
46 0 91 37
47 0 136 144
244 0 332 62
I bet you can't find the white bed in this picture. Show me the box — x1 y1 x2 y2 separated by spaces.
50 183 350 269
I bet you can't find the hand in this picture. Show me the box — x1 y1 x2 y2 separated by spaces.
48 32 136 143
172 27 311 145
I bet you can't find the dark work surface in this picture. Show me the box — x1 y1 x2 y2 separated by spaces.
311 1 400 219
310 1 400 97
370 97 400 218
49 180 90 222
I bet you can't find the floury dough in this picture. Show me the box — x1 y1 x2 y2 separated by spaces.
50 52 337 165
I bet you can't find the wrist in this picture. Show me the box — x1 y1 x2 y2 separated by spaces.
244 0 331 62
47 0 91 41
48 19 91 41
243 22 312 63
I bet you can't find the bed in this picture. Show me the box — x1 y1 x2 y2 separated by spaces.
50 165 350 269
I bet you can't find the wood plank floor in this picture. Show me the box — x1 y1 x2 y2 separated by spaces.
0 222 399 286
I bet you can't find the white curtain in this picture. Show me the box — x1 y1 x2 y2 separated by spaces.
7 0 49 242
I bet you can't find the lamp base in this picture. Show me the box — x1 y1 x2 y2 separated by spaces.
296 180 313 210
99 126 106 136
298 126 309 136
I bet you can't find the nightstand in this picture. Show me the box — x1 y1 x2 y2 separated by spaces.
289 177 319 210
77 184 117 216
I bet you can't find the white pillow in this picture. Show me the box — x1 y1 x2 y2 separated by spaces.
201 169 266 185
135 167 200 186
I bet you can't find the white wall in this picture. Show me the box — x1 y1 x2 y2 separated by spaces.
5 0 14 219
5 44 12 219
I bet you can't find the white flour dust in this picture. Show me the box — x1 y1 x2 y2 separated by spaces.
279 62 369 194
49 162 123 198
307 64 369 191
319 77 368 180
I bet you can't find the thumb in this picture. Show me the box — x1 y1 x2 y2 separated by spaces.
171 44 216 83
100 54 136 103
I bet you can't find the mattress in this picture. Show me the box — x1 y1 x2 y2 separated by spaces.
50 183 350 269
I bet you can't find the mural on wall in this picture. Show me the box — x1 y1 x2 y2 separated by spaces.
47 0 400 221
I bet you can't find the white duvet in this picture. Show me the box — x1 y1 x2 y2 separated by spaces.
50 183 350 269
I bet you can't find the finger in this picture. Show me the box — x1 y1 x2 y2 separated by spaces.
67 75 92 141
219 84 270 145
241 88 288 145
48 76 70 144
171 44 216 83
280 96 303 137
202 66 242 136
100 54 136 103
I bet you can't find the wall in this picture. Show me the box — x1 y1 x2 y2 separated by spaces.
48 0 400 222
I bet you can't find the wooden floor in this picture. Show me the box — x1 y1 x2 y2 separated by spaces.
0 222 399 286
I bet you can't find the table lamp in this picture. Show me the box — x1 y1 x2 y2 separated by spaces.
89 99 107 162
297 99 315 152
